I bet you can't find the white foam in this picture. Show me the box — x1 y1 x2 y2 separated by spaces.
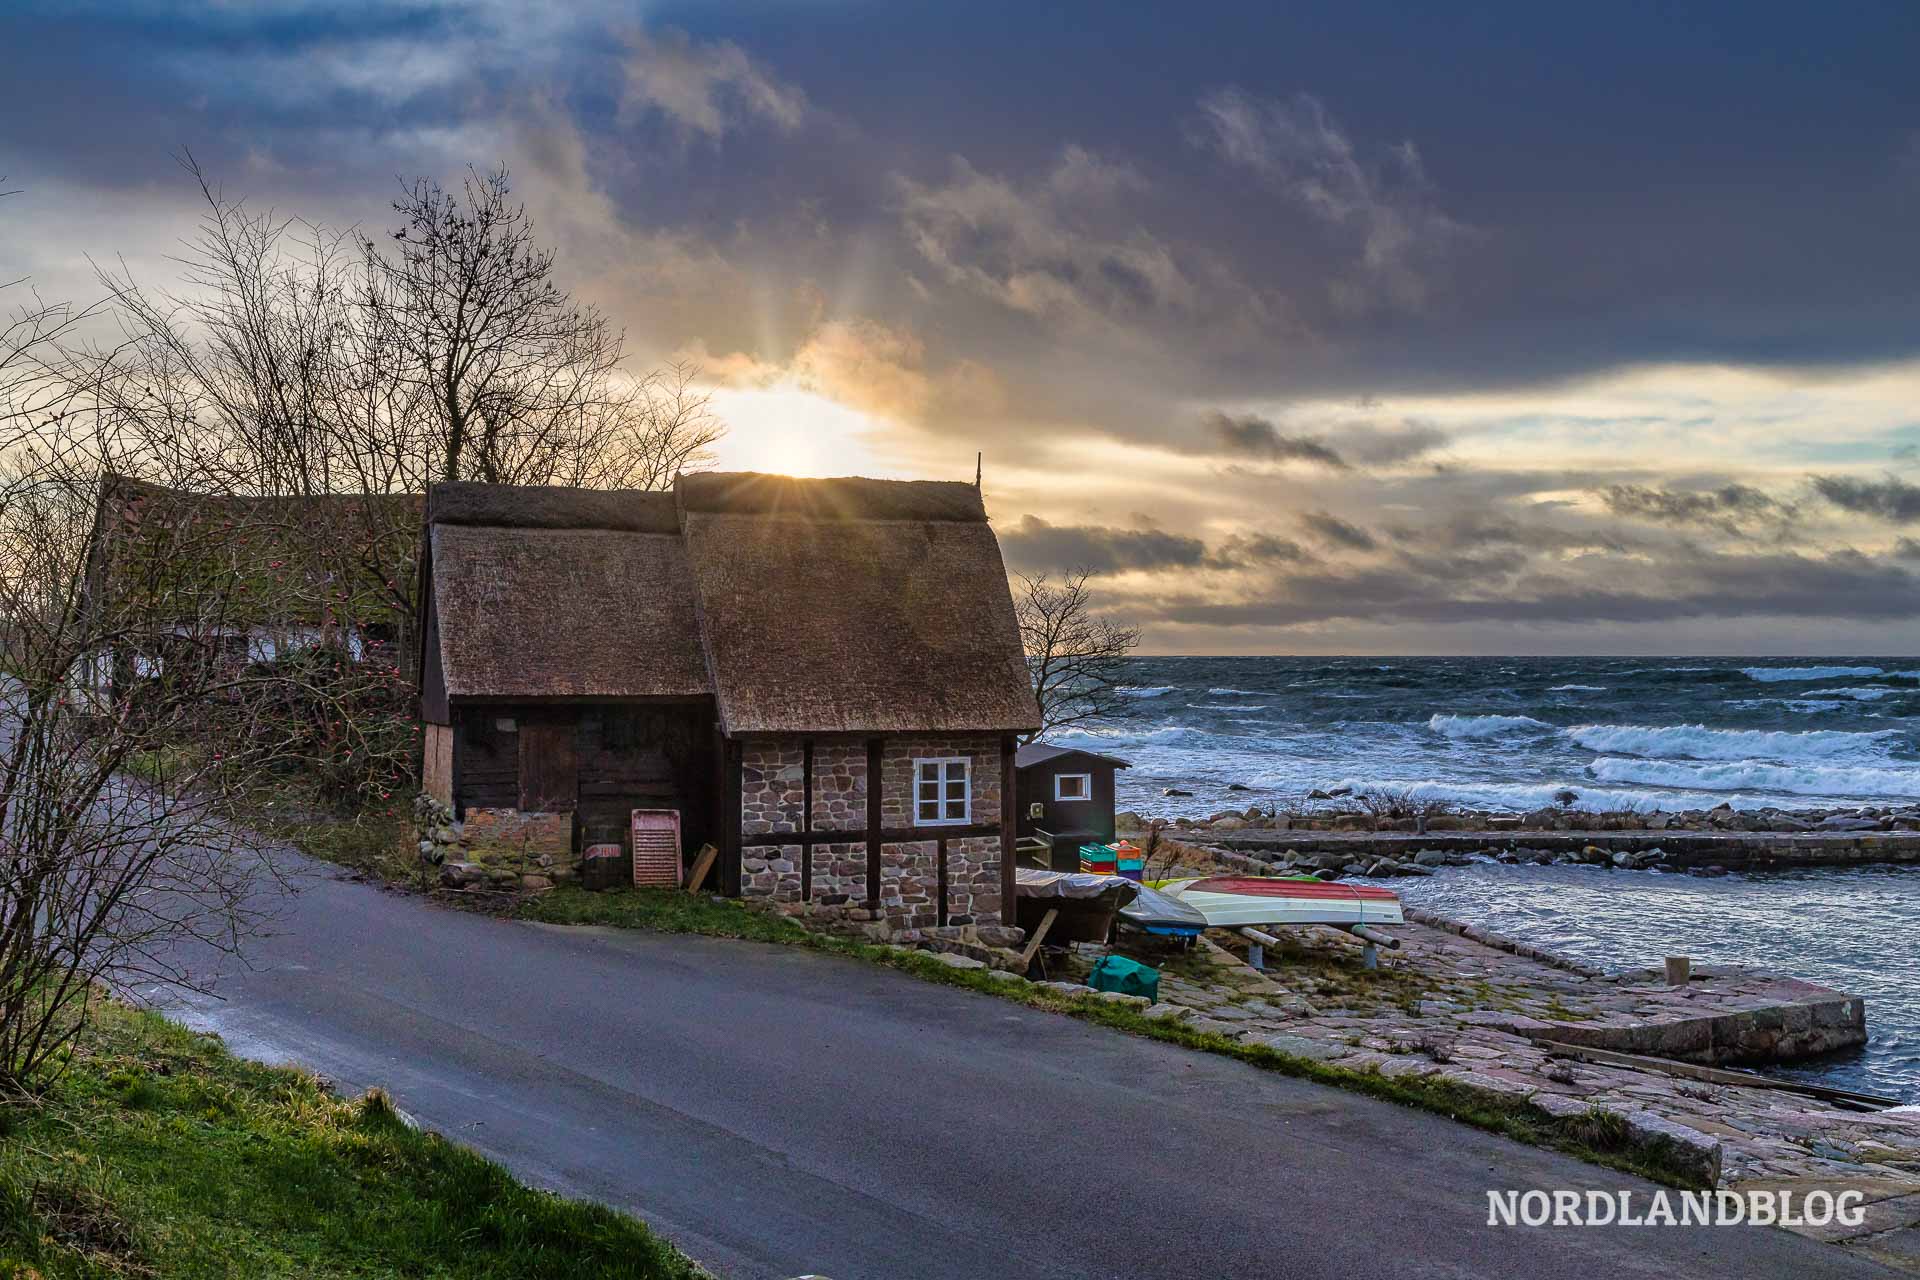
1741 665 1884 683
1548 684 1607 692
1427 713 1555 738
1116 685 1175 698
1566 722 1902 762
1589 756 1920 800
1190 703 1270 711
1328 776 1734 813
1206 687 1266 696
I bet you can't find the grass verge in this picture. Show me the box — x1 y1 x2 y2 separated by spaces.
515 885 1711 1190
0 997 702 1279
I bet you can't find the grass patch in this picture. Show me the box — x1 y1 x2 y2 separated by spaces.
0 998 702 1279
518 885 816 944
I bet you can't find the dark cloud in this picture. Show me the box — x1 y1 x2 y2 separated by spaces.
1896 537 1920 561
1340 420 1449 466
999 515 1310 574
1205 412 1348 468
998 515 1210 574
1811 474 1920 523
1143 546 1920 630
1600 482 1789 533
1298 510 1378 552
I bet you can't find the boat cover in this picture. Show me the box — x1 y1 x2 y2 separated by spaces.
1014 868 1140 903
1118 882 1208 934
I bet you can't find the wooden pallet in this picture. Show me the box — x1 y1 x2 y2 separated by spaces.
631 809 683 888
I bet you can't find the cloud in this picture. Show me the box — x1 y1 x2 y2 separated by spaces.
998 516 1311 574
1205 412 1348 467
1600 482 1790 533
1341 420 1450 466
621 28 808 139
1298 510 1378 551
1811 473 1920 523
1195 88 1467 314
896 146 1263 334
999 514 1209 573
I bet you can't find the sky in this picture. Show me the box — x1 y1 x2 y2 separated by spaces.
4 0 1920 654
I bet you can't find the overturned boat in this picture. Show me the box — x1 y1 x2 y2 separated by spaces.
1154 875 1404 929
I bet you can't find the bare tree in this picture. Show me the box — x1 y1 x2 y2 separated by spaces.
77 157 723 671
365 165 721 488
1014 569 1141 742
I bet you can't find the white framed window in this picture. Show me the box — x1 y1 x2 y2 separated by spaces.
914 757 971 826
1054 773 1091 802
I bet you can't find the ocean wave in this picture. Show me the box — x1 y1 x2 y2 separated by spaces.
1326 776 1734 813
1116 685 1176 698
1566 722 1902 762
1589 756 1920 799
1206 687 1266 696
1741 665 1884 683
1825 687 1899 700
1548 684 1607 692
1427 713 1555 738
1190 703 1270 711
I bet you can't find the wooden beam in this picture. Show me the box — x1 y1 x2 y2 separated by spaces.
1018 907 1059 971
865 736 883 908
721 736 743 897
937 836 949 927
739 822 1001 849
801 737 814 902
685 843 719 894
1000 733 1017 934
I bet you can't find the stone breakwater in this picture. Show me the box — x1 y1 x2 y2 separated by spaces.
1094 837 1920 1265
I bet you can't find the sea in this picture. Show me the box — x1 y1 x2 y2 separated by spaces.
1060 656 1920 1099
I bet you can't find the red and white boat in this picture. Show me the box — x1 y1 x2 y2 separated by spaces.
1159 876 1404 929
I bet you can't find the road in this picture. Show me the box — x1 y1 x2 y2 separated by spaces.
136 853 1896 1280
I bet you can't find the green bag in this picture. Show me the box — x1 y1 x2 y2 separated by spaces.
1088 954 1160 1003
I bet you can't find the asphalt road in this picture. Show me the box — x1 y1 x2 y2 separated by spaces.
135 854 1896 1280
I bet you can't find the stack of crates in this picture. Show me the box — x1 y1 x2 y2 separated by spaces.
1078 842 1117 875
1112 840 1144 882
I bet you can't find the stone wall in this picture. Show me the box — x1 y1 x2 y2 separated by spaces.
463 807 573 866
878 734 1001 830
735 733 1007 932
810 740 867 831
740 742 805 835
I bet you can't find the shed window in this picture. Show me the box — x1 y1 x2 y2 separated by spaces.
914 757 971 826
1054 773 1091 802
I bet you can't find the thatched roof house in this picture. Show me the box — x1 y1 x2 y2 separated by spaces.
416 472 1039 937
81 473 420 689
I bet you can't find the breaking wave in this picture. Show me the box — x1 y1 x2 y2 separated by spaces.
1741 665 1885 683
1566 723 1903 763
1190 703 1270 711
1327 776 1730 813
1116 686 1176 698
1589 756 1920 800
1427 713 1555 738
1206 687 1266 696
1548 684 1607 692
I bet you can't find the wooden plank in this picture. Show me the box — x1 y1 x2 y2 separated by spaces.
518 715 578 812
1018 907 1059 969
739 822 1002 849
865 736 883 907
937 836 949 927
801 737 814 902
685 843 719 893
1000 733 1017 932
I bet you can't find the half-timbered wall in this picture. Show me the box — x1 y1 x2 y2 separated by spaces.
737 732 1008 930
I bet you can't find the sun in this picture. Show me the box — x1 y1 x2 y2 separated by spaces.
705 382 905 479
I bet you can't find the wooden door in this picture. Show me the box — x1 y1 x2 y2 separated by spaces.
518 715 578 813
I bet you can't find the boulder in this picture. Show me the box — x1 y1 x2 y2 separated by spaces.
438 861 486 888
1163 788 1194 798
1226 783 1250 792
1413 849 1451 867
1210 817 1247 831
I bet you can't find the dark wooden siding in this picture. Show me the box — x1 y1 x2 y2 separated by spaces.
419 581 449 725
1015 752 1118 869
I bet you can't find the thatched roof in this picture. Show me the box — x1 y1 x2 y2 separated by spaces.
680 474 1038 735
428 524 707 701
422 472 1040 733
87 473 421 627
426 481 678 534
